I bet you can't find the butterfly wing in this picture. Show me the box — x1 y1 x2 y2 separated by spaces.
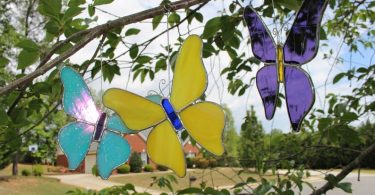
146 121 186 177
284 66 315 131
102 89 165 130
106 114 135 134
283 0 328 65
58 122 94 169
180 102 225 156
170 35 207 111
97 131 131 179
243 6 276 64
60 66 100 124
256 65 279 119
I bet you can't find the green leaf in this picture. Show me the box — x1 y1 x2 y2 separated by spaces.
320 28 327 40
91 60 101 78
342 112 358 122
88 4 95 16
16 39 39 51
155 58 167 72
63 7 84 22
168 12 180 26
333 73 346 84
280 190 294 195
38 0 62 20
0 56 9 67
336 182 352 193
45 20 60 36
140 69 148 82
133 69 142 81
93 0 114 6
149 70 154 80
102 62 120 82
29 99 44 111
136 55 152 64
125 28 140 36
177 187 202 194
194 12 203 23
68 0 85 7
17 50 39 69
55 42 73 54
202 17 222 39
247 177 257 183
129 44 139 59
0 108 9 124
152 15 163 30
31 82 52 96
276 0 302 10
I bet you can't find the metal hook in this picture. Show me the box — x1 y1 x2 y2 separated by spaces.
147 90 159 96
158 79 167 97
162 3 172 13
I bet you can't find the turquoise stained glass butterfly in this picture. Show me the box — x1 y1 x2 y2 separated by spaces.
58 66 131 179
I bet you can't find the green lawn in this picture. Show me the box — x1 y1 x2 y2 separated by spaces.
110 167 277 191
0 164 56 176
0 176 81 195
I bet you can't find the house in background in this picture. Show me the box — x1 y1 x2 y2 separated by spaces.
56 130 201 174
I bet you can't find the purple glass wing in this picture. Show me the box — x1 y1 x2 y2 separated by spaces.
284 66 315 131
256 65 279 119
244 6 276 63
283 0 327 65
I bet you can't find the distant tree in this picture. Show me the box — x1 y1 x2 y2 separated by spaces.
238 106 265 168
129 152 143 173
222 105 239 165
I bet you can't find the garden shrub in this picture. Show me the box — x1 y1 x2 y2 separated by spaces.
191 157 199 168
21 169 31 176
92 164 99 177
157 165 168 171
197 159 209 169
143 164 153 172
209 159 217 168
117 164 130 174
186 157 193 168
129 152 143 173
32 164 44 176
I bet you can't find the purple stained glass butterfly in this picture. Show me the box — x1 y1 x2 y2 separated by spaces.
243 0 328 131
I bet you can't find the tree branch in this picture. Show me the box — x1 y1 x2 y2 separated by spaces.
311 142 375 195
0 0 210 96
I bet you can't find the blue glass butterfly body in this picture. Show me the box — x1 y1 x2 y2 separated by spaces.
58 66 132 179
161 99 183 131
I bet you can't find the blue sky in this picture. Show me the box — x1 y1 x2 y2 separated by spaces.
68 0 374 133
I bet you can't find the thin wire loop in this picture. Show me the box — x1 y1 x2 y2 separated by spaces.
166 7 172 96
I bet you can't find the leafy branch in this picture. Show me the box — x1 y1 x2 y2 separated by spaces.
0 0 210 96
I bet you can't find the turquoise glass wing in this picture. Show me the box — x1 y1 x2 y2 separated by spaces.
60 66 100 124
97 131 131 179
146 94 162 104
106 114 134 134
58 122 94 169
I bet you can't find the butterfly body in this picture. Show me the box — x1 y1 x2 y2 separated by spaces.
161 98 184 131
103 35 225 177
93 112 107 141
58 66 131 179
244 0 328 131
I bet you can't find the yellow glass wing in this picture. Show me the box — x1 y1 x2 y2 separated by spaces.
147 121 186 177
102 88 165 130
179 102 225 156
170 35 207 111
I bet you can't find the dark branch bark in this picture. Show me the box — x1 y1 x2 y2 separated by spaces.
311 142 375 195
0 0 210 96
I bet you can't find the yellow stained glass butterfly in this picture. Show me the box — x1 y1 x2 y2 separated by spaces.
102 35 225 177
